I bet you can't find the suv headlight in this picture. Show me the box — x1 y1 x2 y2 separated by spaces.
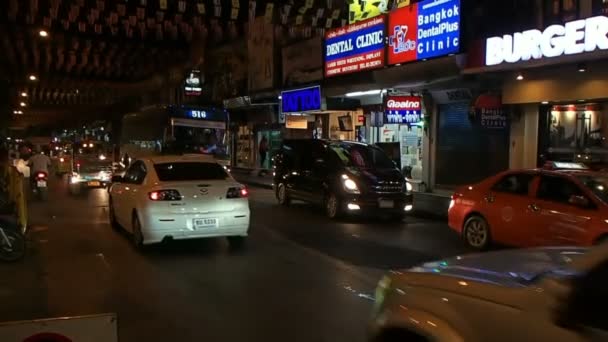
70 173 82 184
341 174 360 194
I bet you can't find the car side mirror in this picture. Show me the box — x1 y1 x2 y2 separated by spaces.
569 195 590 208
111 175 123 183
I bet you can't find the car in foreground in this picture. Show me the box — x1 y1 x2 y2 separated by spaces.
370 246 608 341
273 139 413 220
108 155 250 248
448 164 608 249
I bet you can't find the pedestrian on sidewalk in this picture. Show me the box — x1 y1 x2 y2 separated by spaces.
259 136 268 169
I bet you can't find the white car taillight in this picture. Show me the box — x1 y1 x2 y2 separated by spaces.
226 187 248 199
149 190 182 201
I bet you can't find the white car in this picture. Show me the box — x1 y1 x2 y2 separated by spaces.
108 155 250 248
370 246 608 342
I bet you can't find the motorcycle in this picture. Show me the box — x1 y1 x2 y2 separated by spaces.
0 222 25 262
33 171 48 201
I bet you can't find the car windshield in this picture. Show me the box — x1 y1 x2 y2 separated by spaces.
577 175 608 203
154 162 228 181
329 144 395 169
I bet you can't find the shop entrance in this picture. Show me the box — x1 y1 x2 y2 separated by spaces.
256 130 282 169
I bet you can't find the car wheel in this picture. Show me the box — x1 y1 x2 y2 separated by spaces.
276 183 291 206
594 234 608 245
132 213 145 249
108 198 120 230
325 192 341 219
463 215 492 250
227 236 246 250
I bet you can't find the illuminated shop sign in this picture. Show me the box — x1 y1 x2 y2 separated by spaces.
384 96 423 124
349 0 390 24
388 0 461 65
486 15 608 66
184 70 203 96
324 16 386 77
281 86 322 113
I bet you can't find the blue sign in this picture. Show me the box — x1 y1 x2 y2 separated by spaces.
387 0 460 65
189 110 207 119
281 86 322 113
324 16 386 77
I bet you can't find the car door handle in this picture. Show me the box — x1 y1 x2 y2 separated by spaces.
528 203 540 212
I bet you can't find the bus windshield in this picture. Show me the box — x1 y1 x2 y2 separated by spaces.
165 126 229 160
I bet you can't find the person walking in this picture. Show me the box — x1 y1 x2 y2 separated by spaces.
258 136 268 169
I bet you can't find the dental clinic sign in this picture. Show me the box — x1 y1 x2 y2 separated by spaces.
486 15 608 66
385 96 423 124
324 16 386 77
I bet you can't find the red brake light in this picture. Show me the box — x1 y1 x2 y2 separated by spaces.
227 187 248 199
37 173 45 179
148 190 181 201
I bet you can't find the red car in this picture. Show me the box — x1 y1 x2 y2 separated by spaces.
449 164 608 250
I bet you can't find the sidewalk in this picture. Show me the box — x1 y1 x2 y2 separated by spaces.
231 168 450 219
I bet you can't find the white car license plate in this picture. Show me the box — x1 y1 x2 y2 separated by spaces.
36 180 47 188
88 181 100 187
378 199 394 208
193 218 218 229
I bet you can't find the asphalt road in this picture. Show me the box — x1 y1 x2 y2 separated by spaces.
0 177 469 342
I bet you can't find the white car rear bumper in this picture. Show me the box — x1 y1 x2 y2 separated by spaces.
139 210 250 244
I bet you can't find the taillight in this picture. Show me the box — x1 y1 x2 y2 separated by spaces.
36 173 46 179
148 190 181 201
227 187 248 199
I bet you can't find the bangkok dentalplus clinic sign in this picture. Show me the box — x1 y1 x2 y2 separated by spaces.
486 15 608 66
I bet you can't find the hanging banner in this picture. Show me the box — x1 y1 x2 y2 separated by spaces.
324 16 386 77
387 0 460 65
384 95 423 124
349 0 390 24
184 69 203 96
248 16 274 91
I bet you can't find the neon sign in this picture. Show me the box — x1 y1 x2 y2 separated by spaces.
486 16 608 66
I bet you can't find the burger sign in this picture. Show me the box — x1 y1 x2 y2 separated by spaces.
385 96 423 124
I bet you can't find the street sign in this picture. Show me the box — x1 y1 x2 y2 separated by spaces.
0 313 117 342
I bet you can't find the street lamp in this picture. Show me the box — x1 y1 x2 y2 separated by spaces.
19 102 26 107
39 30 48 37
20 92 27 97
28 75 37 81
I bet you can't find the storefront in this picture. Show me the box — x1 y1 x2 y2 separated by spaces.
224 95 280 169
466 12 608 170
280 85 359 141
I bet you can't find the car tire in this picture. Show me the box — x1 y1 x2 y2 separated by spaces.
227 236 246 250
594 234 608 245
463 215 492 250
108 198 120 230
325 192 341 219
276 183 291 206
132 213 145 250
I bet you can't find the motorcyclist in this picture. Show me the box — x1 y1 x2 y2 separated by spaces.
27 148 51 189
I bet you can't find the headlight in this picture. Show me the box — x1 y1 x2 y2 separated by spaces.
99 154 107 161
406 182 413 192
341 175 360 194
70 174 81 184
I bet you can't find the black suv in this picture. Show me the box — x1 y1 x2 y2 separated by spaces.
273 139 413 220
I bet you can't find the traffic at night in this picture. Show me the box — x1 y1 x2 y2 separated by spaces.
1 0 608 341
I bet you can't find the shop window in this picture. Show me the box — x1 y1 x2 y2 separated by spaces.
593 0 608 15
541 104 608 167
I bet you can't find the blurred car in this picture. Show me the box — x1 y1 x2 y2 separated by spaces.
273 139 413 220
108 155 250 248
448 163 608 250
369 246 608 342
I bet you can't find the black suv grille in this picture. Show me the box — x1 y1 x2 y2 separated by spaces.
371 184 403 194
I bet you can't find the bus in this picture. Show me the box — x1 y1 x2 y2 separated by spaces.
119 105 230 167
